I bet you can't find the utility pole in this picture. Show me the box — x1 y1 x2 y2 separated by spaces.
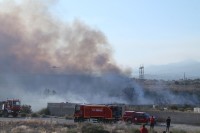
184 72 186 80
139 65 144 79
183 72 186 89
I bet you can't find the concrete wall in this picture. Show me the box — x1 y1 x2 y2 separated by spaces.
194 107 200 113
146 110 200 125
47 102 76 116
47 103 126 117
47 103 200 125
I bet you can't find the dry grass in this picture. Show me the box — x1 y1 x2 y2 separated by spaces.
0 120 78 133
0 120 200 133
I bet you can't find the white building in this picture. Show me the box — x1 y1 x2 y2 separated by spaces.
194 107 200 113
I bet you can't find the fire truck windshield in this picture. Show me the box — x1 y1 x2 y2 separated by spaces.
75 105 80 112
13 101 20 106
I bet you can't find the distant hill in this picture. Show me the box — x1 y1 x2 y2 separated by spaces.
134 60 200 80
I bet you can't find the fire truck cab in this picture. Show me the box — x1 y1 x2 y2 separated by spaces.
0 99 21 117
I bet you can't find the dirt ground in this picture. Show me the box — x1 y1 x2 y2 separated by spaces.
133 122 200 133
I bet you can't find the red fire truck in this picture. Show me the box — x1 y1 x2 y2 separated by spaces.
74 104 122 123
0 99 21 117
123 111 153 124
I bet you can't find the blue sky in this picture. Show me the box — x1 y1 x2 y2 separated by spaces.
50 0 200 69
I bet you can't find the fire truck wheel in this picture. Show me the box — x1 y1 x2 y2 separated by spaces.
3 111 9 117
127 119 132 124
12 113 18 117
74 118 78 122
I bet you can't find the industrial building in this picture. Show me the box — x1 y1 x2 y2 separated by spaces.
47 102 77 116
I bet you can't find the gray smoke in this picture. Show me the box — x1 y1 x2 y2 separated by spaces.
0 0 134 111
0 1 198 111
0 1 122 75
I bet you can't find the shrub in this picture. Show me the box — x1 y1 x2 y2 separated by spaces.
20 105 32 114
171 129 187 133
174 81 179 85
183 104 193 111
41 114 47 118
20 113 27 117
31 113 39 117
128 128 140 133
170 105 178 110
37 108 50 115
178 108 185 112
65 114 74 119
67 129 78 133
81 123 109 133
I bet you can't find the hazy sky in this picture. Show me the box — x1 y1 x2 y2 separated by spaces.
49 0 200 69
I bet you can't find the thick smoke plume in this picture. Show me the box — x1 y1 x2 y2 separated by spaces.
0 1 124 75
0 1 199 111
0 0 133 110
